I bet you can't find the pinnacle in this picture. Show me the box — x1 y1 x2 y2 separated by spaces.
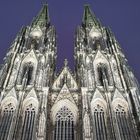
64 59 68 67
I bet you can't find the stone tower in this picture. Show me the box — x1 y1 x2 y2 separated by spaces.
0 4 140 140
0 4 57 140
74 5 140 140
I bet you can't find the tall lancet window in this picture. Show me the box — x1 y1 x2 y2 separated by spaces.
93 104 107 140
21 104 36 140
54 106 75 140
114 104 136 140
19 62 34 85
30 39 39 50
0 103 15 140
97 63 111 87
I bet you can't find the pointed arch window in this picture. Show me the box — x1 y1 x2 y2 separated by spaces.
97 63 111 86
114 104 136 140
30 39 39 50
0 103 16 140
26 38 39 50
20 62 34 85
93 104 107 140
21 104 36 140
54 106 75 140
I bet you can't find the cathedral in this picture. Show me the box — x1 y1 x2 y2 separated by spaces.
0 3 140 140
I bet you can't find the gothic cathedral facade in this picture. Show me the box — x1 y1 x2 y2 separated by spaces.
0 4 140 140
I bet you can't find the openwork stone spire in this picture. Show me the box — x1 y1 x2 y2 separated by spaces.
82 5 101 27
32 4 50 27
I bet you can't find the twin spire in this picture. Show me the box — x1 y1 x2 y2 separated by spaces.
32 4 100 28
30 4 117 52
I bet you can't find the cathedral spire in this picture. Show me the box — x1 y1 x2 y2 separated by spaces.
82 5 101 27
64 59 68 67
32 4 50 27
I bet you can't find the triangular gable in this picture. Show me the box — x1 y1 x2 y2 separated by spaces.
22 49 38 64
52 66 78 90
4 87 17 99
89 26 102 39
113 88 126 101
54 84 76 104
25 88 38 99
90 89 107 110
93 50 108 63
1 87 17 108
92 88 105 101
112 89 128 111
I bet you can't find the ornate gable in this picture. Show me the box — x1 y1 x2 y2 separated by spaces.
52 60 78 90
93 50 108 64
53 84 76 104
25 88 38 99
112 88 126 101
22 49 38 65
22 88 39 112
4 87 17 99
1 87 17 109
91 88 105 102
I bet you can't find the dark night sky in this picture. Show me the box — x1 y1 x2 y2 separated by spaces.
0 0 140 81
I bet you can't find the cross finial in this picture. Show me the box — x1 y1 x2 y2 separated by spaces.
64 59 68 67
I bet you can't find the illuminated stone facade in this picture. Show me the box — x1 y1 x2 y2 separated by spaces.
0 4 140 140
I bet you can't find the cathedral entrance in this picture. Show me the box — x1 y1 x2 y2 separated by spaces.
53 106 75 140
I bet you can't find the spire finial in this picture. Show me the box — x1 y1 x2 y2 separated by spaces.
41 0 47 5
64 59 68 67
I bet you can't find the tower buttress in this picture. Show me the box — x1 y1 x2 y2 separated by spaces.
0 4 57 140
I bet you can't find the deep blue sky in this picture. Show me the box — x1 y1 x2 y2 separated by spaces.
0 0 140 81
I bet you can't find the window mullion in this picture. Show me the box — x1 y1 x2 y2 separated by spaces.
0 112 6 136
1 111 9 139
4 111 13 140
